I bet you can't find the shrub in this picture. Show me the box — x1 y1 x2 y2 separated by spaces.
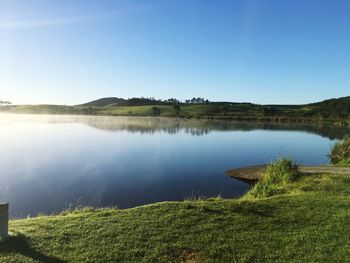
151 106 161 116
262 158 299 185
329 136 350 165
249 158 299 198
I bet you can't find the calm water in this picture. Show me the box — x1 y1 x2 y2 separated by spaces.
0 114 347 218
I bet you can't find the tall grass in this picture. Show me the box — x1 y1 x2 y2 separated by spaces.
329 136 350 165
249 158 299 198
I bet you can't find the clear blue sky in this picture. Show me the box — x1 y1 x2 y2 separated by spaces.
1 0 350 105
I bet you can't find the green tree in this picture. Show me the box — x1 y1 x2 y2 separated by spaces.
152 107 161 116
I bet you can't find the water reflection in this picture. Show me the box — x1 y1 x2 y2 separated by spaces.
82 117 350 139
1 114 349 139
0 114 347 218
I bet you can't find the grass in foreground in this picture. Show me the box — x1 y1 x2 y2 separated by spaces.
1 171 350 262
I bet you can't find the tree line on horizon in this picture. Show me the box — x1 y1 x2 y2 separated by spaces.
3 95 348 122
132 97 210 105
0 100 11 105
81 95 350 121
82 97 212 107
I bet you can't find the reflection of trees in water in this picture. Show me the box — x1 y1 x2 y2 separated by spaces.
3 114 349 139
184 127 210 136
253 123 350 140
79 117 350 140
123 127 209 136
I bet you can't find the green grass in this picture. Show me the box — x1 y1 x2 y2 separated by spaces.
100 105 182 117
2 171 350 262
329 136 350 165
249 158 299 198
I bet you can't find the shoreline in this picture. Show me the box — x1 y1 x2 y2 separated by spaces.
1 103 349 127
1 108 349 127
4 171 350 262
226 165 350 183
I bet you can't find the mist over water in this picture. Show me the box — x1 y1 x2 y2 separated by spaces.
0 114 346 218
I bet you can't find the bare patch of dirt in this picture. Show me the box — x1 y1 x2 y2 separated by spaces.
179 251 203 263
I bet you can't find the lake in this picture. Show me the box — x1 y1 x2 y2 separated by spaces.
0 114 347 218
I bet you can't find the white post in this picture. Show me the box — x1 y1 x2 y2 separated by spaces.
0 203 8 239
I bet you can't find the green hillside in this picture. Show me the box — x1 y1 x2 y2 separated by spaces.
1 96 350 125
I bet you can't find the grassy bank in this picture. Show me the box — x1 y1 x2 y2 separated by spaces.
2 170 350 262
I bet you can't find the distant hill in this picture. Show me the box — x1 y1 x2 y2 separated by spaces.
2 96 349 125
80 97 177 107
77 95 350 121
80 97 126 107
310 96 350 107
81 96 350 108
307 96 350 119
